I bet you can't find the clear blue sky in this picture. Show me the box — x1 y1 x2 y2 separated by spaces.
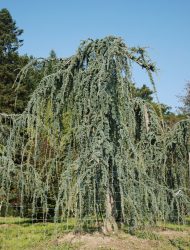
1 0 190 111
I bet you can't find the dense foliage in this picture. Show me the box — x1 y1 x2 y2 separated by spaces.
179 81 190 116
0 8 34 113
0 36 190 232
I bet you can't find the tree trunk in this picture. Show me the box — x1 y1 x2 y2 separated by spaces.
144 104 149 132
102 188 118 234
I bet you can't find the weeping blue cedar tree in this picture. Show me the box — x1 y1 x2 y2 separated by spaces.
0 37 190 232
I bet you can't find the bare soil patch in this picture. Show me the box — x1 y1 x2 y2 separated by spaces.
56 232 173 250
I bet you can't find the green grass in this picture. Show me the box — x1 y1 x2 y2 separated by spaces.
157 217 190 231
0 216 190 250
0 217 76 250
132 229 162 240
169 238 190 250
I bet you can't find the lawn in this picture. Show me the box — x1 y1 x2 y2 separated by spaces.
0 216 190 250
0 217 76 250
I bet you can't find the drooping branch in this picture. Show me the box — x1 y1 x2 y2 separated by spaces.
0 36 189 231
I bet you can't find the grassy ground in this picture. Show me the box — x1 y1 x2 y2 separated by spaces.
0 217 190 250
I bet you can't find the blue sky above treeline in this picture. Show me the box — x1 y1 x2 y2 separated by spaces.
1 0 190 111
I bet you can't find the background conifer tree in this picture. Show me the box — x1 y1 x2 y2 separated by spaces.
0 8 32 113
179 81 190 116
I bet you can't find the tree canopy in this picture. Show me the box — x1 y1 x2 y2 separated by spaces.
0 36 189 232
0 8 34 113
179 81 190 116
